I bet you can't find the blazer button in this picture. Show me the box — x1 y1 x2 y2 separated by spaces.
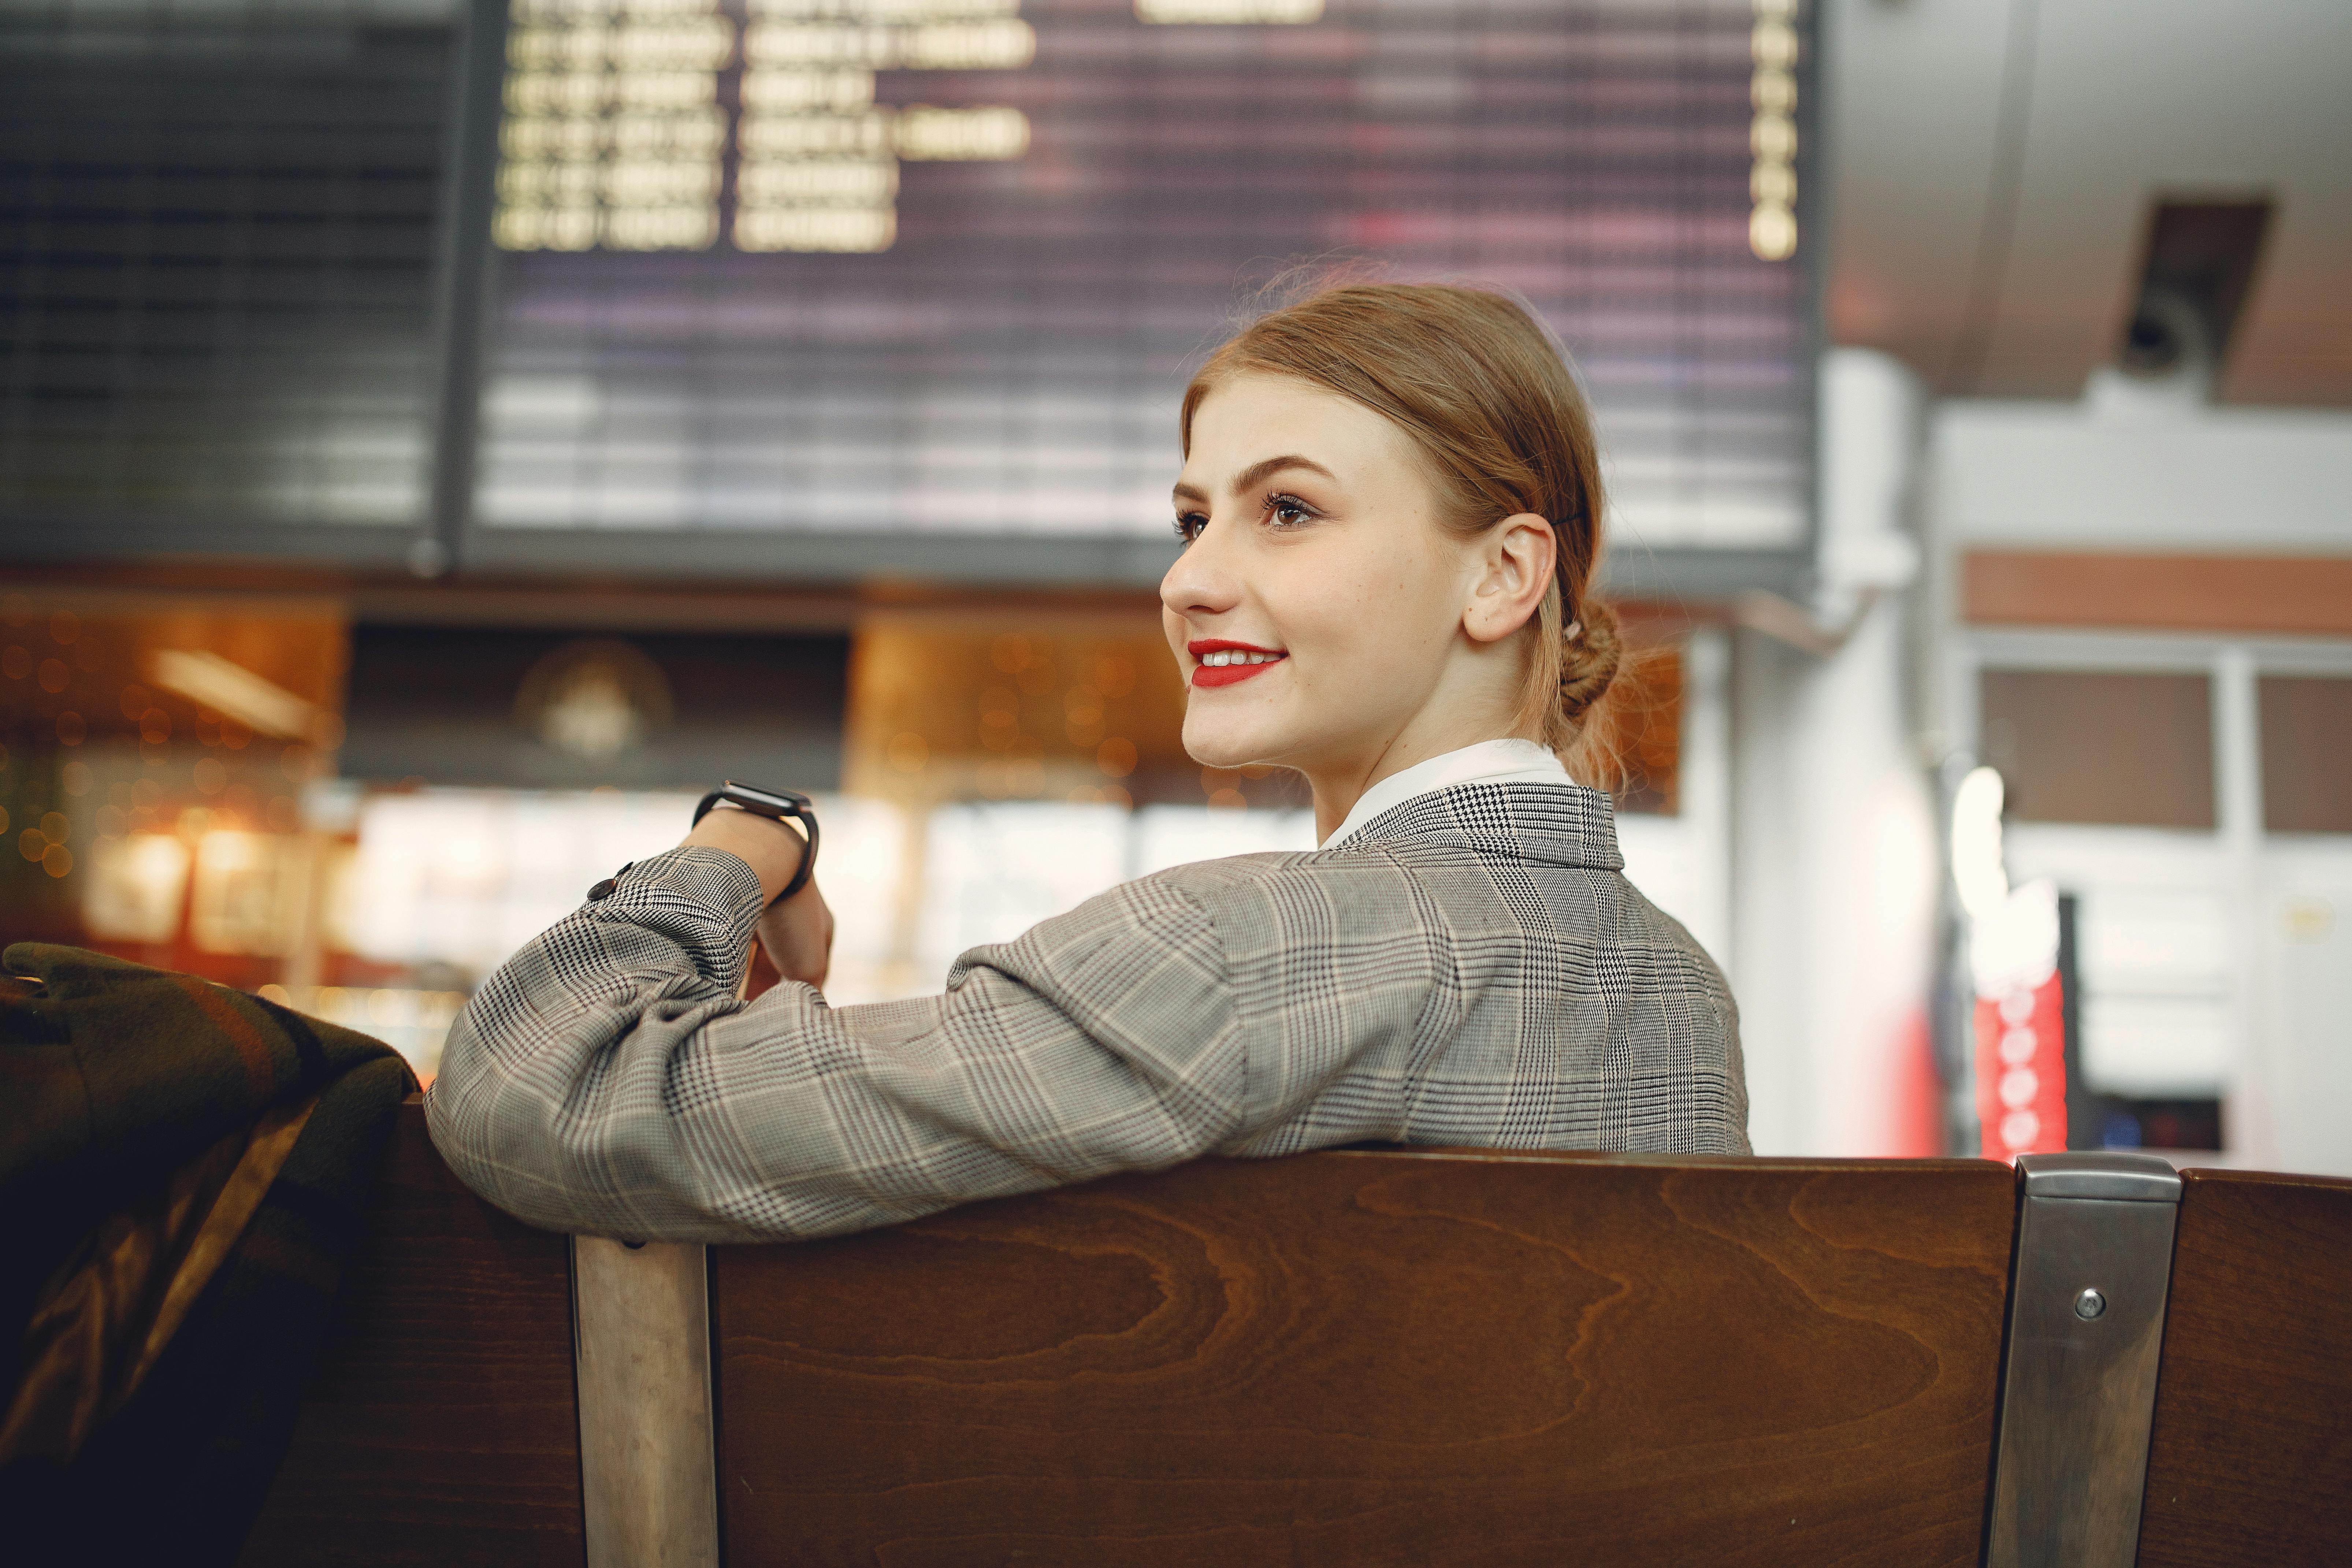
586 861 635 902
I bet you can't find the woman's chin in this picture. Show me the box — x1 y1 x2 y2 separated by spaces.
1182 717 1279 771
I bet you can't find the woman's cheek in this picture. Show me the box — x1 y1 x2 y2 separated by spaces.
1282 564 1376 666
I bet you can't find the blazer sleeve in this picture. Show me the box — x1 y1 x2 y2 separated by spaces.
423 847 1248 1242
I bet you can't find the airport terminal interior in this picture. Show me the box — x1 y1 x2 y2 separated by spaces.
1 0 2347 1563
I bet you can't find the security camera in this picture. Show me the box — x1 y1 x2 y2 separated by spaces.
2117 286 2208 381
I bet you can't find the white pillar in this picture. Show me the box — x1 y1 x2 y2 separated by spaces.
1731 349 1942 1156
1679 625 1734 972
2211 644 2272 1167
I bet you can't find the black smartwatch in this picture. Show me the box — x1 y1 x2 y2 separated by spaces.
691 780 821 902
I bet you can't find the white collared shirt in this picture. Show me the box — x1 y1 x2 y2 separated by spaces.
1319 737 1570 848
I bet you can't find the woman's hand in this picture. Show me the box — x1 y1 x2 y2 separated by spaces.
755 877 833 991
680 805 832 989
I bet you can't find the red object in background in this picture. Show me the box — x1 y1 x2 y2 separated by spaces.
1975 974 2069 1160
1883 1006 1946 1158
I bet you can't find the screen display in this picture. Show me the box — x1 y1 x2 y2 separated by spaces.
0 0 457 534
478 0 1810 551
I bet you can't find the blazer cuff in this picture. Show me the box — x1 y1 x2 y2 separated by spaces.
584 846 767 992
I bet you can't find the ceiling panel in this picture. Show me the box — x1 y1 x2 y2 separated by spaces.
1822 0 2352 405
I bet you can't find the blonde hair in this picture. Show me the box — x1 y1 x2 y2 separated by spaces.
1181 281 1625 780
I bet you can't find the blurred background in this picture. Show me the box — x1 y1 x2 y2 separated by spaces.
1 0 2344 1172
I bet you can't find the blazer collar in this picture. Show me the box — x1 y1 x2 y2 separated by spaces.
1338 780 1624 872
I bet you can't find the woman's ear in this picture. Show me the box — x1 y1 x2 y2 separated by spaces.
1461 513 1556 645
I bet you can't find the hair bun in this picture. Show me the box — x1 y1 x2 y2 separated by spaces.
1558 596 1621 728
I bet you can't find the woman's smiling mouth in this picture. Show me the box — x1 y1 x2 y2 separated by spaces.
1188 639 1287 688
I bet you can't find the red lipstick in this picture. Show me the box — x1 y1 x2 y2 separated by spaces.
1187 638 1287 688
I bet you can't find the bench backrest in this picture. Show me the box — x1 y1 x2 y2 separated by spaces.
239 1102 2352 1568
241 1102 583 1567
711 1146 2015 1566
2134 1169 2352 1568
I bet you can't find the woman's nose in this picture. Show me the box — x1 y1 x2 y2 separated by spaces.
1160 518 1241 619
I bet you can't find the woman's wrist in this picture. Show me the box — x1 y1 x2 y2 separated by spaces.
680 806 806 907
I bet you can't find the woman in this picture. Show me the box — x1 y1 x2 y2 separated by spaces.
427 283 1748 1242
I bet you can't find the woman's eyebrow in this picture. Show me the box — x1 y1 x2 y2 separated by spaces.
1228 454 1336 494
1172 454 1335 508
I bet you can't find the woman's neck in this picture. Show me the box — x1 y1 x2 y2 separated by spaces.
1305 731 1543 843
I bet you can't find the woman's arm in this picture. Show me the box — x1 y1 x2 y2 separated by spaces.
421 845 1248 1242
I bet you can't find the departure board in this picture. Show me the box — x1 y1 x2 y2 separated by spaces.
474 0 1810 551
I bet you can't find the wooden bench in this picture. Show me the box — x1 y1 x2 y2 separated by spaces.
239 1102 2352 1568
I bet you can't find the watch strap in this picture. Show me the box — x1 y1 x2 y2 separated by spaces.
691 780 820 902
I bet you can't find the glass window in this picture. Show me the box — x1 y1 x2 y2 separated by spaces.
2260 676 2352 834
1979 670 2215 829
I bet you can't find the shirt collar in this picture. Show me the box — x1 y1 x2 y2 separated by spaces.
1320 738 1569 849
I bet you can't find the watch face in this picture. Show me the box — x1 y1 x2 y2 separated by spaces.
723 781 811 817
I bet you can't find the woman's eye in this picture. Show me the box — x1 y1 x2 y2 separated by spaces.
1172 512 1207 542
1266 494 1316 528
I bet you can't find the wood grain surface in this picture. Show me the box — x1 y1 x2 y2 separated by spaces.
2136 1168 2352 1568
713 1149 2018 1567
239 1099 584 1568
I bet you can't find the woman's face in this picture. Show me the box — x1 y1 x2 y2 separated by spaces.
1161 371 1510 784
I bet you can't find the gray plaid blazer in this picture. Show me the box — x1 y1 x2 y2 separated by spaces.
426 781 1748 1242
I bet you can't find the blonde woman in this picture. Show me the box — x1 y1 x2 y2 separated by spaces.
428 284 1749 1241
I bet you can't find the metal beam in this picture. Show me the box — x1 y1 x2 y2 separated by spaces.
420 0 513 579
572 1237 721 1568
1984 1152 2183 1568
